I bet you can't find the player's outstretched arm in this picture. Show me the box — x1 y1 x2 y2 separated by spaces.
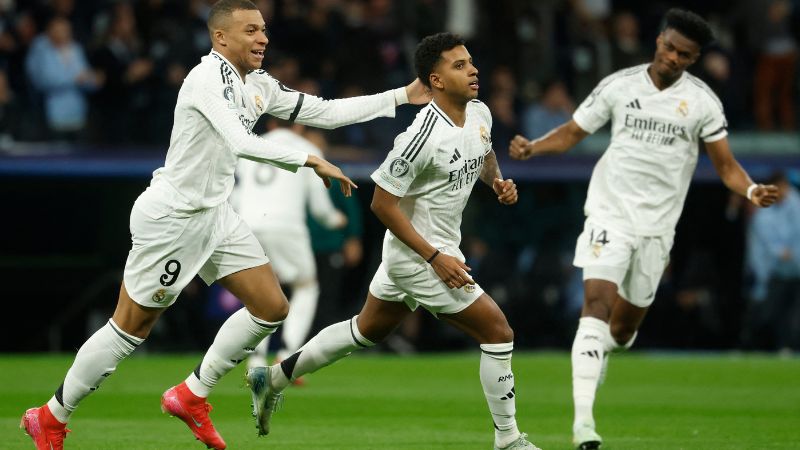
706 138 779 208
305 154 358 197
509 119 589 160
371 186 474 289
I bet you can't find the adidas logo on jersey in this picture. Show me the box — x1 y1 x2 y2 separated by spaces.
626 99 642 109
449 148 461 164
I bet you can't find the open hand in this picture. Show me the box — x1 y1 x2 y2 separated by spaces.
751 184 779 207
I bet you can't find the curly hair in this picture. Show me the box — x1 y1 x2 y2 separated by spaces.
663 9 714 48
414 32 467 88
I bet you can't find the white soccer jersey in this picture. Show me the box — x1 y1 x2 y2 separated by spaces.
232 128 341 236
139 50 399 217
371 100 493 269
573 64 728 235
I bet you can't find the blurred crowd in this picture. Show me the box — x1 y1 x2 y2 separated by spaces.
1 0 799 148
3 0 800 354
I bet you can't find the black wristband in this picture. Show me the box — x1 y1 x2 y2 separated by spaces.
426 250 440 264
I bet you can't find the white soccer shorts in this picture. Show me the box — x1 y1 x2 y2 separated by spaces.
368 261 484 316
250 227 316 284
123 202 268 307
573 217 673 308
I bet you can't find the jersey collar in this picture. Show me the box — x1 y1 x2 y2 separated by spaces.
209 50 243 83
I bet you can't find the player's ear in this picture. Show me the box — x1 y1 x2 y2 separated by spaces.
429 73 443 90
213 29 226 46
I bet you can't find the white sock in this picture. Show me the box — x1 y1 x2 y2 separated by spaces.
572 317 608 431
185 308 281 398
271 316 373 391
276 281 319 361
480 342 520 448
599 328 637 385
47 319 143 423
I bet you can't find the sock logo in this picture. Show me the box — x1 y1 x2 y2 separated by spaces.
500 386 515 400
581 350 601 359
497 373 514 382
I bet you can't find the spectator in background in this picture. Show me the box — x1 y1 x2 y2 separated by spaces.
751 0 797 130
487 65 520 148
0 68 14 145
90 1 154 144
745 171 800 352
25 16 103 141
520 79 574 141
3 10 41 140
697 48 748 129
609 11 648 70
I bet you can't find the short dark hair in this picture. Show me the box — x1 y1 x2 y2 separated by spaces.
208 0 258 30
414 32 466 88
663 9 714 48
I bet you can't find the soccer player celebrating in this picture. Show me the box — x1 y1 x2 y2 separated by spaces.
20 1 429 449
509 9 778 450
246 32 540 450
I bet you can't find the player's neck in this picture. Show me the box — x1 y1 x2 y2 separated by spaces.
213 48 248 82
432 95 467 127
646 64 680 91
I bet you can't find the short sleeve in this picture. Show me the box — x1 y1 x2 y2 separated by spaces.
573 75 616 134
370 110 438 197
698 91 728 143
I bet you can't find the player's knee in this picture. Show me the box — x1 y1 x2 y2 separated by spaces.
251 296 290 322
487 323 514 344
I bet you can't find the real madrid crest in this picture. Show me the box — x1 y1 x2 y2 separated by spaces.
464 284 476 293
479 125 490 146
152 288 167 304
676 100 688 117
254 95 264 112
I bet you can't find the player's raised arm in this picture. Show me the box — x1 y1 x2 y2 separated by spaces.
509 119 589 160
370 186 474 289
705 138 778 207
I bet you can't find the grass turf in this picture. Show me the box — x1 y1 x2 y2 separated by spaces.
2 352 799 449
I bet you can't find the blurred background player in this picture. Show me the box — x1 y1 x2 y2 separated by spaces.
248 32 539 450
232 117 347 375
509 8 779 450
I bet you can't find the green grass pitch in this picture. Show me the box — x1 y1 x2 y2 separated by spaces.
2 352 798 449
